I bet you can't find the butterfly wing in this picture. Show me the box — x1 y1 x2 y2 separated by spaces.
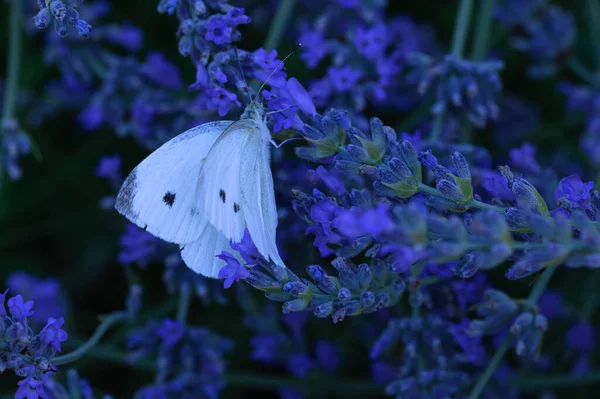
116 121 233 244
240 130 286 266
196 119 258 242
179 222 230 277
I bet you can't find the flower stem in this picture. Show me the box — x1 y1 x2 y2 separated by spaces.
510 369 600 390
53 312 129 366
586 0 600 71
1 0 22 125
430 0 475 141
567 58 598 86
451 0 475 58
470 0 496 61
467 266 556 399
263 0 297 51
176 282 192 323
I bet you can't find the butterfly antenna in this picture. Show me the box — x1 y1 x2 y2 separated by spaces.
255 43 302 103
233 46 252 103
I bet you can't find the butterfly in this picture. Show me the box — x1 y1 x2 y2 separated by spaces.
114 100 285 278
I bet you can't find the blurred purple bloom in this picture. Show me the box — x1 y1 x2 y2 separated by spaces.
555 175 594 208
566 321 596 352
118 224 158 266
7 272 65 328
333 204 394 239
315 341 341 372
157 319 185 348
538 290 565 318
39 317 68 351
217 251 249 288
15 375 48 399
287 353 314 378
328 66 362 92
509 143 541 174
8 295 35 322
140 53 183 89
205 18 233 46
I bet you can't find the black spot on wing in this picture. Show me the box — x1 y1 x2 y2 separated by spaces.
234 203 240 213
163 191 176 207
190 206 199 216
115 169 139 219
219 189 226 203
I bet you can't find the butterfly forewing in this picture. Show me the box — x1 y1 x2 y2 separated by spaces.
115 121 233 244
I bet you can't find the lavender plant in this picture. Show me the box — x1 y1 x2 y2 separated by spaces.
1 0 600 398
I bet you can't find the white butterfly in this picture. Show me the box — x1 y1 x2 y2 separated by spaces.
115 101 285 278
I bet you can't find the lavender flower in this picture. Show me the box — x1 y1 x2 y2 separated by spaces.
405 54 504 127
34 0 92 38
128 319 233 397
0 293 68 399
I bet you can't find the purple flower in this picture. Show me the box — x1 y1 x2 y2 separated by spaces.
205 18 233 45
140 52 183 89
95 154 122 186
509 143 541 174
205 87 241 117
8 295 35 322
307 166 346 195
566 321 596 352
287 353 314 378
480 170 515 201
217 251 249 288
328 66 362 92
354 25 388 57
39 317 68 351
315 341 341 372
538 290 565 318
0 289 8 317
15 375 48 399
299 29 328 68
333 204 394 240
231 229 261 264
157 319 185 348
118 224 158 266
555 174 594 208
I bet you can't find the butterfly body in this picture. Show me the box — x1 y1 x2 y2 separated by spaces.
115 102 284 277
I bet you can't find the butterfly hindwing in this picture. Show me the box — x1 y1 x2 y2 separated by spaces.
115 121 233 244
196 119 259 242
180 222 230 278
240 128 286 266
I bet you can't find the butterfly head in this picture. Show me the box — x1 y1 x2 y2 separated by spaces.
241 101 265 122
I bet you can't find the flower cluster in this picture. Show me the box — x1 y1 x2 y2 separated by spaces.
34 0 92 38
0 291 68 399
297 0 439 117
404 54 504 127
128 318 233 398
495 0 575 77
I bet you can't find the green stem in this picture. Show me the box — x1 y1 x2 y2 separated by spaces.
1 0 22 124
263 0 297 51
176 282 192 323
586 0 600 70
53 312 129 366
224 372 381 394
58 340 382 394
417 183 505 213
430 0 475 141
451 0 475 58
470 0 496 61
567 58 598 86
511 369 600 390
467 266 556 399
